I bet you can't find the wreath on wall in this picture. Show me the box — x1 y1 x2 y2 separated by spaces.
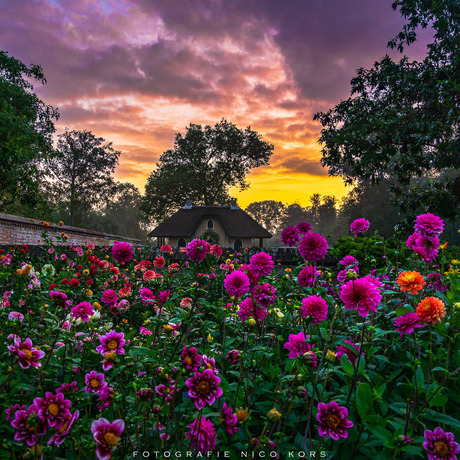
200 230 220 245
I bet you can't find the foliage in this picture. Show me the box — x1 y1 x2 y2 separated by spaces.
45 130 121 227
0 223 459 458
141 119 274 223
313 0 460 220
0 50 59 212
245 200 287 236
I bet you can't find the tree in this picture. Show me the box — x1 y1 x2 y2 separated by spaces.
245 201 287 236
0 50 59 212
45 130 121 226
141 119 274 223
314 0 460 220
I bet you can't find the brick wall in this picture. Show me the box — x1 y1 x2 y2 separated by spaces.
0 213 140 247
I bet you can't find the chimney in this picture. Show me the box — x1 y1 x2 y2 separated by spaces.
183 199 192 209
230 198 239 209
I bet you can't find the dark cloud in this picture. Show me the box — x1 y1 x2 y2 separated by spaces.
279 158 329 177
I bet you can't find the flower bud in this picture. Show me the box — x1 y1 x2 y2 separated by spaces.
267 408 281 421
346 270 358 280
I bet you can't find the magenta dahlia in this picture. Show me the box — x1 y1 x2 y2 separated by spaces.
112 241 133 264
298 265 320 288
7 337 45 369
350 218 370 236
317 401 353 440
336 340 361 367
71 301 94 322
84 371 107 394
220 403 238 435
32 391 71 428
340 277 382 317
414 234 440 262
11 407 47 447
101 289 118 306
301 295 328 324
249 252 274 276
339 255 359 268
96 331 125 355
186 239 209 263
185 417 216 454
182 345 202 371
284 331 309 359
423 427 459 460
48 410 79 446
224 271 250 298
91 418 124 460
406 232 420 250
297 222 312 234
281 226 301 247
252 283 277 307
298 232 328 262
185 369 223 409
415 213 444 238
238 264 260 285
394 312 425 338
238 298 268 323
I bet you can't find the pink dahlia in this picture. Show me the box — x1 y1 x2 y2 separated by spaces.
182 345 202 371
226 350 240 364
252 283 277 307
224 271 250 298
91 418 124 460
406 232 420 250
281 226 301 247
284 331 314 360
112 241 133 264
8 337 45 369
301 295 328 324
5 404 27 422
298 233 328 262
210 244 223 258
249 252 274 276
364 274 384 289
96 331 125 355
415 213 444 238
185 369 223 409
238 264 260 285
340 277 382 317
48 410 79 446
297 222 312 234
155 383 179 404
298 265 320 288
336 340 361 367
11 407 47 447
186 239 209 263
185 417 216 454
160 244 172 253
85 371 107 394
350 218 370 236
56 382 79 394
101 289 118 306
220 403 238 435
423 427 459 460
238 298 268 323
394 312 425 338
337 269 356 284
139 287 155 304
71 301 94 322
317 401 353 440
414 234 440 262
32 391 71 428
339 255 359 269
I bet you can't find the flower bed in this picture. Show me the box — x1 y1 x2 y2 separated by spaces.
0 216 459 459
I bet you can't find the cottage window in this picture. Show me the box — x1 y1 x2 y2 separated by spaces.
207 219 214 229
178 238 186 248
234 239 243 250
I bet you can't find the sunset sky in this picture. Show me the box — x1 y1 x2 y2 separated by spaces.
0 0 431 208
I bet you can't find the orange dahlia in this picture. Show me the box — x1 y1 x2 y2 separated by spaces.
416 297 446 325
396 271 426 295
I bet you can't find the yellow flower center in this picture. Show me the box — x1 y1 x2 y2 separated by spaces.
326 414 341 430
107 340 118 350
435 441 449 456
21 348 32 359
104 432 118 447
185 355 193 366
237 409 248 423
59 422 68 433
48 403 59 416
197 380 210 395
90 379 100 388
105 352 115 360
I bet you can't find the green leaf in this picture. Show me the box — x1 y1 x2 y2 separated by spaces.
340 354 354 377
356 382 374 421
423 410 460 429
368 425 393 446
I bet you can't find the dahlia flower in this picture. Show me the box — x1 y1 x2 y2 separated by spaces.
11 407 47 447
249 252 275 276
363 274 384 289
160 244 172 253
56 382 79 394
340 277 382 317
238 298 268 323
185 369 223 409
182 345 202 371
416 297 446 325
423 427 459 460
186 239 209 263
185 417 217 454
8 311 24 322
155 383 179 404
251 283 277 308
317 401 353 440
281 226 301 247
139 287 155 304
224 271 250 298
71 301 94 322
414 235 440 262
84 371 107 394
298 265 320 288
301 295 328 324
101 289 118 306
7 337 45 369
5 404 27 422
48 410 79 446
96 331 125 355
91 418 124 460
298 232 328 262
336 340 361 367
396 271 426 295
32 391 71 428
238 264 260 285
350 218 370 236
297 222 312 234
112 241 133 264
210 244 223 258
154 256 165 268
406 232 420 250
415 213 444 238
284 331 311 359
339 255 359 268
394 312 425 338
220 403 238 435
226 350 240 364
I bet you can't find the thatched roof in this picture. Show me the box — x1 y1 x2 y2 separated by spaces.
148 205 271 238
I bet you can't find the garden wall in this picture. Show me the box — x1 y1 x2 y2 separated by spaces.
0 213 140 247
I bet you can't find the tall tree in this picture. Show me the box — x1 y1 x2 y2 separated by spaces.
314 0 460 220
141 119 274 223
0 50 59 212
45 130 120 226
245 200 287 236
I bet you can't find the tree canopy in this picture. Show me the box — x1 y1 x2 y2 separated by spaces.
0 50 59 212
45 130 121 226
314 0 460 220
140 119 274 223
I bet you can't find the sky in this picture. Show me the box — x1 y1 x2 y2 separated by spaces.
0 0 431 208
